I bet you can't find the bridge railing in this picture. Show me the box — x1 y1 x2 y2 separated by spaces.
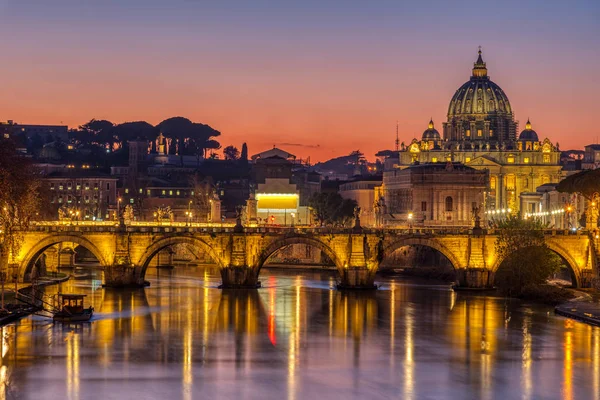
24 221 591 236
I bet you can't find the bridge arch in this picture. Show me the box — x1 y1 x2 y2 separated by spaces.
256 236 343 273
137 235 224 280
381 236 462 271
492 241 582 288
20 234 109 281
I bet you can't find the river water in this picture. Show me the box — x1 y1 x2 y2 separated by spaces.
1 266 599 400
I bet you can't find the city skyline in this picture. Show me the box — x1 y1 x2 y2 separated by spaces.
0 1 598 161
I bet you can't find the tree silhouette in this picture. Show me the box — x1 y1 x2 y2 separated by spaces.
223 145 240 160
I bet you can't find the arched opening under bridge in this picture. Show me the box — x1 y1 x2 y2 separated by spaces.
380 238 459 282
20 235 108 282
138 236 222 286
256 236 341 283
494 244 580 290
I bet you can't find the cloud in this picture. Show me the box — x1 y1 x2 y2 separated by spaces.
278 142 320 148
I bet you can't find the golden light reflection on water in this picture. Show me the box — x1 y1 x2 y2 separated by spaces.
521 315 532 400
404 304 414 400
1 269 600 398
594 328 599 398
563 320 573 400
66 331 80 400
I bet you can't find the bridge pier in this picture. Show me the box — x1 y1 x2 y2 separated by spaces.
455 268 495 289
103 265 146 288
219 266 261 289
337 267 377 290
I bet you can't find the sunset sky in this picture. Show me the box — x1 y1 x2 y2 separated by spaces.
0 0 598 162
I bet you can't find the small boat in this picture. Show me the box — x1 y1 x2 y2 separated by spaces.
53 294 94 322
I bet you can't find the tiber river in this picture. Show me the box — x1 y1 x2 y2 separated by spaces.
0 266 599 400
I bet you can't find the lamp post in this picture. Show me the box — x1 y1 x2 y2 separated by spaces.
291 212 295 227
408 212 413 230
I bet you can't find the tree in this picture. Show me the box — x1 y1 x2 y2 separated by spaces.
557 168 600 199
240 143 248 163
0 138 42 285
494 215 563 296
309 192 357 227
223 145 240 160
189 174 213 222
156 117 221 157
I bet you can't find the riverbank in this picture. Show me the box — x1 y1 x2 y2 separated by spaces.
555 290 600 327
0 273 70 327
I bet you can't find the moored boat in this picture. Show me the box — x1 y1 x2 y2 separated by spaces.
53 294 94 322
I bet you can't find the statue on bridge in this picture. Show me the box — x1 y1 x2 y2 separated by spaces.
586 192 599 230
352 206 362 233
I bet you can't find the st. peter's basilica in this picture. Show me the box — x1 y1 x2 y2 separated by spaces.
382 49 563 223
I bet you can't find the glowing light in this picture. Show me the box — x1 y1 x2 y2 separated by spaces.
256 193 299 210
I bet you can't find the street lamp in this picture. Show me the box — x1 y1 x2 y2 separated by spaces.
408 212 413 229
290 212 295 227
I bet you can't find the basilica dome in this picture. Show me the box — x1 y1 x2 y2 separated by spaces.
447 50 513 118
422 119 441 141
518 119 539 141
444 50 517 143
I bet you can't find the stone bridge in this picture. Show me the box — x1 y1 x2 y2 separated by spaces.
10 223 599 289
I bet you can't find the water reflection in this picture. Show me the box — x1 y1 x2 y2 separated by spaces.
0 267 597 399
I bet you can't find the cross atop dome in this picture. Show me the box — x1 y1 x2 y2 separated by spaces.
472 47 488 78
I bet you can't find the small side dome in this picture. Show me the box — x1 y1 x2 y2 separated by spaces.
519 119 539 141
422 119 441 141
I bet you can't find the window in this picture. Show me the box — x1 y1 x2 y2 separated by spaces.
139 188 143 194
543 154 550 163
50 183 55 190
421 201 427 212
147 189 151 195
524 157 530 164
176 190 180 196
431 157 438 163
94 183 98 190
161 190 166 195
466 130 471 137
169 190 173 196
445 196 453 212
59 183 64 190
67 183 72 190
507 156 515 163
490 176 497 190
130 198 134 204
58 197 63 204
106 183 110 190
125 188 129 194
506 175 516 190
85 182 89 190
76 184 81 190
477 129 482 137
489 130 493 137
465 157 471 163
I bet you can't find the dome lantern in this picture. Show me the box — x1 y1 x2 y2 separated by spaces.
472 48 488 78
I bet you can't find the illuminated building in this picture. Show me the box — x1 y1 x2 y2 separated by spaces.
43 169 118 220
389 50 563 215
339 176 382 227
583 144 600 170
381 163 487 227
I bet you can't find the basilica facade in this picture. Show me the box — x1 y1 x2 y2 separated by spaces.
384 50 562 219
